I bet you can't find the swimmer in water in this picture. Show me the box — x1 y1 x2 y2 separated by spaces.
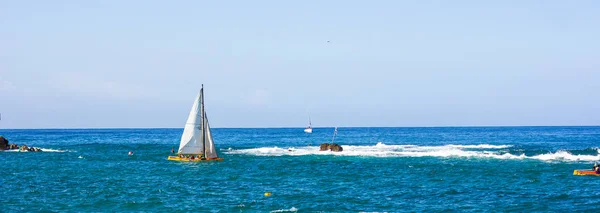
128 151 133 156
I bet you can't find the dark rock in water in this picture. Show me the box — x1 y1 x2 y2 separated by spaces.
329 143 343 152
8 144 18 149
0 136 8 150
29 147 42 152
319 143 343 152
319 143 330 151
0 136 42 152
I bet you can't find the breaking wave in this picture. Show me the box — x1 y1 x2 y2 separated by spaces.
270 207 298 213
3 148 70 152
225 142 600 162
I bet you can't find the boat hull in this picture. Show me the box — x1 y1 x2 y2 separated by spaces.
304 128 312 133
167 156 223 162
573 170 600 176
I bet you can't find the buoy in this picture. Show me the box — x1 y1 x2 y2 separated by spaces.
264 192 272 197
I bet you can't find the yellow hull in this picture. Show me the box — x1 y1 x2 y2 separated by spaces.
167 156 223 162
573 170 600 176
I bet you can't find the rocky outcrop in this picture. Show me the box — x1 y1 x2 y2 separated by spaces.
329 144 343 152
18 145 42 152
0 136 42 152
319 143 343 152
319 143 330 151
0 136 8 150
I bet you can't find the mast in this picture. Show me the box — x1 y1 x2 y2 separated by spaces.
331 127 338 143
201 84 206 157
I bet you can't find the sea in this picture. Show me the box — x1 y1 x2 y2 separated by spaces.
1 126 600 212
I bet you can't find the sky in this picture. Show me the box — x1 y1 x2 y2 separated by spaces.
1 0 599 128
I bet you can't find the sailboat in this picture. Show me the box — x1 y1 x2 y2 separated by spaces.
303 115 312 133
168 85 223 162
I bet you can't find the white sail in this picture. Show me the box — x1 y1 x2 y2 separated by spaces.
178 91 204 154
204 111 218 159
304 114 312 133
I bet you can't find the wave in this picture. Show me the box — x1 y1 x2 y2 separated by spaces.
225 143 600 162
270 207 298 213
40 148 70 152
2 148 70 152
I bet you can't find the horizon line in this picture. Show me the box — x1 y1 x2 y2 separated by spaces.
0 124 599 130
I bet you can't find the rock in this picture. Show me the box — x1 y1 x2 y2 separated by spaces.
319 143 330 151
0 136 8 150
0 137 42 152
329 143 343 152
8 144 18 150
319 143 343 152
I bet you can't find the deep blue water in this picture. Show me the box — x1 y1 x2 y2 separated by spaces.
2 127 600 212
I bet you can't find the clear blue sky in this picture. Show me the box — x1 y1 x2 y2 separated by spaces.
1 0 599 128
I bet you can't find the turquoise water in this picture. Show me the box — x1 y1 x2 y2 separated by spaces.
2 127 600 212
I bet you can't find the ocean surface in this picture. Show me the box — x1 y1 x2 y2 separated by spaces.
2 126 600 212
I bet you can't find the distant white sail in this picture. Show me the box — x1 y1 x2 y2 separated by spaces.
304 114 312 133
204 111 218 159
178 91 204 154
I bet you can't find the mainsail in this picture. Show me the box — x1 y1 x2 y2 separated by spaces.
178 90 204 154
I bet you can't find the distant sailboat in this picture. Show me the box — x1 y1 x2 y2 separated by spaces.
168 85 222 162
304 114 312 133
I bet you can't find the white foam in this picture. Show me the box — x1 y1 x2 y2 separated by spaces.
270 207 298 213
2 148 69 152
40 148 69 152
530 150 600 161
225 143 600 162
446 144 512 149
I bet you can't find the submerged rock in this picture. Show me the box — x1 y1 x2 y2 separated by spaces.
319 143 343 152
